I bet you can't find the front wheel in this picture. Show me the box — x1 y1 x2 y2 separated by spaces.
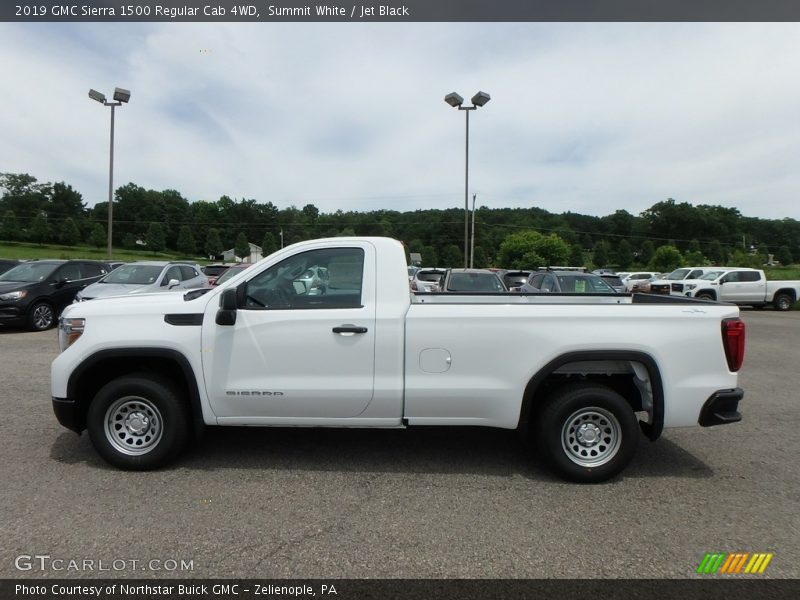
27 301 55 331
536 384 639 483
87 374 189 470
695 292 715 302
773 293 794 311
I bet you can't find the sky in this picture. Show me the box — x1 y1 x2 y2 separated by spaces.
1 22 799 220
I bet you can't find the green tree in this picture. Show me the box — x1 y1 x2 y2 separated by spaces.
440 244 463 268
205 228 223 258
592 241 610 268
497 231 570 269
145 222 166 254
707 240 726 265
684 250 705 265
0 210 19 241
615 239 634 270
568 244 585 268
640 240 656 266
123 233 138 249
420 245 438 266
29 213 51 244
176 225 196 256
649 245 683 272
261 232 277 257
235 232 250 261
776 245 793 266
60 217 80 246
472 246 488 269
89 223 106 248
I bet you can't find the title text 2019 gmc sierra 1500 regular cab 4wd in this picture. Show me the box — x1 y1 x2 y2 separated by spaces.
51 238 746 483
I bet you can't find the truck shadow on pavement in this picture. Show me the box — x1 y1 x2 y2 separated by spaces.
51 426 714 482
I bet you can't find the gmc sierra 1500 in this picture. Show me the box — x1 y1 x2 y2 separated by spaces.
51 237 745 483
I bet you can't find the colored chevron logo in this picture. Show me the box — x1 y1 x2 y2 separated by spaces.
697 552 773 574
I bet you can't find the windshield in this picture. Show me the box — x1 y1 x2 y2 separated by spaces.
700 271 726 281
215 266 249 285
666 268 691 280
558 275 616 293
0 262 59 283
101 264 163 285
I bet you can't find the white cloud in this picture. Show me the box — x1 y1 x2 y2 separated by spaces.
1 22 798 219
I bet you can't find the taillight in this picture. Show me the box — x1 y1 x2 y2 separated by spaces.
722 318 746 372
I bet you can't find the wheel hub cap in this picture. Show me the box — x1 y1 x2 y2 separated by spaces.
576 423 601 446
125 411 150 435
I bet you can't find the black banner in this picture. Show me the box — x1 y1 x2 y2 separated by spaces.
3 579 800 600
3 0 800 22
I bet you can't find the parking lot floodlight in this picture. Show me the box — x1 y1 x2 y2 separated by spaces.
89 89 106 103
444 92 464 108
471 91 491 107
113 87 131 103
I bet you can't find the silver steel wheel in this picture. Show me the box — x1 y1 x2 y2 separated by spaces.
776 295 791 311
104 396 163 456
561 406 622 468
32 304 54 329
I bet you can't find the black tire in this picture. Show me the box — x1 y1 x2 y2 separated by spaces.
27 301 55 331
773 293 794 312
696 292 715 302
87 374 189 470
535 383 639 483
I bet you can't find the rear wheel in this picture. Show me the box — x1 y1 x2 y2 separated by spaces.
27 301 55 331
536 383 639 483
87 374 189 470
773 293 794 311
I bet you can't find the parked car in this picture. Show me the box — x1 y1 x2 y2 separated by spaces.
75 261 208 301
202 263 231 286
521 270 620 294
441 268 508 293
502 270 531 292
683 268 800 310
0 259 22 276
0 260 110 330
648 267 723 295
620 271 660 292
598 274 626 294
211 263 254 286
410 268 446 292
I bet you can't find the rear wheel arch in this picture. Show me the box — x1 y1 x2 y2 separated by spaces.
518 351 664 441
66 348 204 438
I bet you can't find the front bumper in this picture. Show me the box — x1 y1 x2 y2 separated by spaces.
698 388 744 427
52 397 83 434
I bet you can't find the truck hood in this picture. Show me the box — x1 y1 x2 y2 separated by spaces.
62 288 213 319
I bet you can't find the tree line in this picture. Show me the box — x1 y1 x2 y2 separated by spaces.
1 172 798 271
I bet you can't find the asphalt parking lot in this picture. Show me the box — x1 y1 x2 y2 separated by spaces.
1 310 798 580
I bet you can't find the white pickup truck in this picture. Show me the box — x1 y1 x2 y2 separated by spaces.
51 237 746 483
683 267 800 310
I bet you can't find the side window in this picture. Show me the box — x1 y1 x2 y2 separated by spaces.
162 266 183 286
529 274 544 288
540 275 556 292
59 264 81 281
80 263 105 279
689 270 703 279
725 272 740 283
739 271 760 282
179 265 199 280
244 248 364 310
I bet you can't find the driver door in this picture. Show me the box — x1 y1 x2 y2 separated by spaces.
202 243 376 419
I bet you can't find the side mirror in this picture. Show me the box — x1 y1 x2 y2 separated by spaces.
168 278 180 289
216 288 238 326
718 278 726 285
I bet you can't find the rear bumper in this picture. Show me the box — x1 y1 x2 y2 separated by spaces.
52 397 82 434
698 388 744 427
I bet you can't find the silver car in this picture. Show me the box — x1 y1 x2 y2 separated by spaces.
75 261 208 301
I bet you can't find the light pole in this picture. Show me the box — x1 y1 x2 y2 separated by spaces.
445 91 490 268
89 87 131 259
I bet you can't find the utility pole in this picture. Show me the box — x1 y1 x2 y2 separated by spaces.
470 193 477 268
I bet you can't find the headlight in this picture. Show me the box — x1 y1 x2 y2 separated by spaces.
0 290 27 301
685 284 697 291
58 317 85 351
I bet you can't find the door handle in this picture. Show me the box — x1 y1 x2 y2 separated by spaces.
332 325 368 334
